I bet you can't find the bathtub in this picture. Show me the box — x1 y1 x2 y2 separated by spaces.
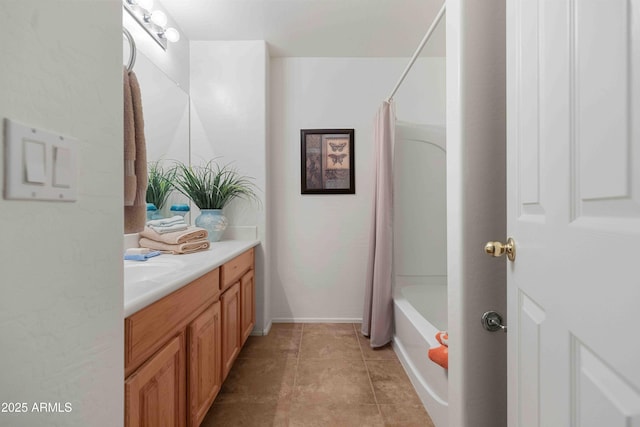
393 277 448 427
392 122 447 426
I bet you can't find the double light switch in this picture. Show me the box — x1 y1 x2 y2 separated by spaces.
4 118 78 201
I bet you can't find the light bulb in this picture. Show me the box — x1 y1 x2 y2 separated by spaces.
137 0 153 10
164 28 180 42
150 10 168 27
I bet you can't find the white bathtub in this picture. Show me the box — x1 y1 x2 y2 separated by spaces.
392 122 447 425
393 278 448 427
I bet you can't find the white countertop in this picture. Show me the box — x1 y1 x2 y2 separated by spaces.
124 240 260 317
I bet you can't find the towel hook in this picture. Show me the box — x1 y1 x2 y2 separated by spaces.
123 27 136 72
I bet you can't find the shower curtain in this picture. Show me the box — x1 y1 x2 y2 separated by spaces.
362 101 395 348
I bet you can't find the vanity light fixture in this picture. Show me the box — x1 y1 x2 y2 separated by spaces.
161 27 181 43
147 10 168 27
136 0 154 10
123 0 180 51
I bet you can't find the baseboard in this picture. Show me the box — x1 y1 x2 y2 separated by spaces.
271 317 362 324
248 318 362 336
250 320 272 337
262 320 272 335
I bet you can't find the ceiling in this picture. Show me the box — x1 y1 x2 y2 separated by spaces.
158 0 446 57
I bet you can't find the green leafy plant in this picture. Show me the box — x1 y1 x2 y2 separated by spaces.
171 160 259 210
146 161 175 211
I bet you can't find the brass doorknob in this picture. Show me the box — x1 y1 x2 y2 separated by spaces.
484 237 516 261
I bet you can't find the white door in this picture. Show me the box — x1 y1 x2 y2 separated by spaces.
507 1 640 426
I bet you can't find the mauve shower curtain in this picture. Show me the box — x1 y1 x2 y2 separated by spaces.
362 101 395 348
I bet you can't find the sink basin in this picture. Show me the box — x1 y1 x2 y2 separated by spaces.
124 260 180 283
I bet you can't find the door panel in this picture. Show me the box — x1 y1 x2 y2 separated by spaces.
573 339 640 427
517 0 543 216
507 0 640 426
573 0 640 224
575 0 629 201
517 292 545 427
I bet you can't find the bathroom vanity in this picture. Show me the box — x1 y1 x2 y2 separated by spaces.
123 241 257 427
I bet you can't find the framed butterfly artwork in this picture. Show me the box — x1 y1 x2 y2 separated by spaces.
300 129 355 194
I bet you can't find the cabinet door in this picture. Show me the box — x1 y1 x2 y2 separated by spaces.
125 334 186 427
220 282 241 380
187 302 221 427
240 270 255 344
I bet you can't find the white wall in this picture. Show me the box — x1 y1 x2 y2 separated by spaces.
0 2 123 426
270 57 445 322
190 41 270 332
447 0 507 426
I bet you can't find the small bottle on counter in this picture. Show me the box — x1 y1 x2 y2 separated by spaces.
146 203 163 221
170 204 190 219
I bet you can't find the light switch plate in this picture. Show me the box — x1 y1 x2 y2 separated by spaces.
53 146 72 188
24 140 47 184
4 118 78 201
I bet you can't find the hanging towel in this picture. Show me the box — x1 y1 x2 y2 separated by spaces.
123 67 136 206
140 226 208 245
139 237 210 255
124 70 148 234
428 331 449 369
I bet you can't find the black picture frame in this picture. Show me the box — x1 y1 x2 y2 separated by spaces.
300 129 355 194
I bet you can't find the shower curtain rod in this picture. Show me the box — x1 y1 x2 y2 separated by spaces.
387 2 446 102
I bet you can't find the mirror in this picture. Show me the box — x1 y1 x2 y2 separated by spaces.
123 38 191 220
132 52 189 165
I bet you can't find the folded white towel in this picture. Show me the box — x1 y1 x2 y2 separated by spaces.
148 223 189 234
146 215 186 227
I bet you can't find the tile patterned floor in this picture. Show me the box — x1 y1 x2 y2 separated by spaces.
201 323 435 427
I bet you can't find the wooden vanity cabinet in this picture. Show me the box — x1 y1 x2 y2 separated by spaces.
187 302 222 427
220 282 241 380
124 247 255 427
125 269 220 427
240 269 255 344
219 248 254 380
125 333 186 427
220 248 254 291
124 270 220 378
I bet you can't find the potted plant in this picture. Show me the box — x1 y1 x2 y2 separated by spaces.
146 161 175 219
172 160 258 242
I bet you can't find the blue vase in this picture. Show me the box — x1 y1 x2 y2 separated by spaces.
195 209 228 242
